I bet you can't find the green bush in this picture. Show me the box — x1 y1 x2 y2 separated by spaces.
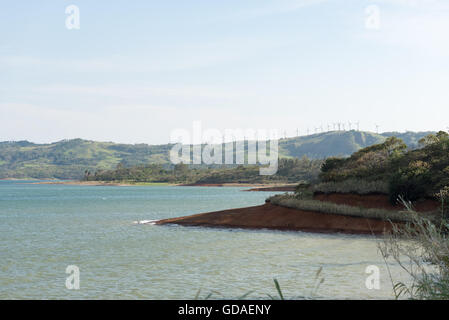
318 131 449 204
388 162 433 203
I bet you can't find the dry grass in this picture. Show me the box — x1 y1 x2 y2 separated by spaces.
268 194 437 223
379 198 449 299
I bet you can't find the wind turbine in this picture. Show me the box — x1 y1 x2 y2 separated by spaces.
327 124 331 132
348 121 352 130
296 128 299 136
320 125 324 133
341 123 345 131
375 124 380 134
355 121 360 131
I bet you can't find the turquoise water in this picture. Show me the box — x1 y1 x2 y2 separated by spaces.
0 180 407 299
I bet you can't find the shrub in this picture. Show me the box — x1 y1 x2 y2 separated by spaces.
312 179 389 195
388 165 432 203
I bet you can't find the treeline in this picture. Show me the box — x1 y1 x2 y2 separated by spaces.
319 131 449 202
86 157 323 184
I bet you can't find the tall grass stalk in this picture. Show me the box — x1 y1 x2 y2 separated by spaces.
379 196 449 299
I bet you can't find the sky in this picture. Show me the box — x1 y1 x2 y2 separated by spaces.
1 0 449 144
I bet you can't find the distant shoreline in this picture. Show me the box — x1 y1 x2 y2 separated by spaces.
23 180 297 190
26 180 175 187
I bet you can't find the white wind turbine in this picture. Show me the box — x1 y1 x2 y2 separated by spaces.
375 124 380 134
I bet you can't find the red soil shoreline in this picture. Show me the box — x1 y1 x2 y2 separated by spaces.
156 193 440 235
156 202 396 235
313 193 439 212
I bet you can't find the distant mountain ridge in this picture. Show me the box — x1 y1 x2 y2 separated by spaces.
279 130 434 159
0 131 434 179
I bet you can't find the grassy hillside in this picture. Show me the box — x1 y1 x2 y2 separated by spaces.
279 130 433 159
0 131 433 179
0 139 173 179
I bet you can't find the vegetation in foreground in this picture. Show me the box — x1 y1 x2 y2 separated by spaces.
278 131 449 299
379 193 449 299
194 269 325 300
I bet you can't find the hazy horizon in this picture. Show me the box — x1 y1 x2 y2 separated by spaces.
0 128 438 146
1 0 449 144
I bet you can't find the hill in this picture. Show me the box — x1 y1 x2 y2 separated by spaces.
0 131 433 179
279 130 433 159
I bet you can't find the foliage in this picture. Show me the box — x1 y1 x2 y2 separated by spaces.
312 179 389 195
379 195 449 299
88 157 323 184
319 137 407 183
318 131 449 202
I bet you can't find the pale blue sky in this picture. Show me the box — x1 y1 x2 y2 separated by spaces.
1 0 448 143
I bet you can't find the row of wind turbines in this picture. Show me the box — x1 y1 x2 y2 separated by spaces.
282 122 383 139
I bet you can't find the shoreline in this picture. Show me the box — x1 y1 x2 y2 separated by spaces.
24 180 296 190
156 202 397 235
156 193 438 235
26 180 175 187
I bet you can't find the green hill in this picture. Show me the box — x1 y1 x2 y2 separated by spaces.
0 131 433 179
279 130 433 159
0 139 173 179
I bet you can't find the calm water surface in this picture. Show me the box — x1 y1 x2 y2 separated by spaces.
0 180 408 299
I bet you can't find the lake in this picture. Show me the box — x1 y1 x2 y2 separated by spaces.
0 180 408 299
